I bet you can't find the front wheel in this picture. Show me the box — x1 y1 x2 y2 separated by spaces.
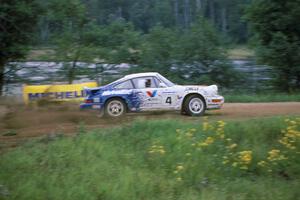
183 95 206 116
105 98 126 117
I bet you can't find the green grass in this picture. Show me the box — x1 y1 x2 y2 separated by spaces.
224 93 300 103
0 117 299 200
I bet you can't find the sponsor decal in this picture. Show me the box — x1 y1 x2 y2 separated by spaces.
102 90 131 96
146 90 157 97
23 82 97 104
28 91 85 100
185 87 199 91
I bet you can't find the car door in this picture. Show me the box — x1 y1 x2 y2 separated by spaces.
132 76 179 110
131 76 165 110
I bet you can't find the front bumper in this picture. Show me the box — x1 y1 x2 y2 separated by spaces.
206 95 224 109
80 103 102 110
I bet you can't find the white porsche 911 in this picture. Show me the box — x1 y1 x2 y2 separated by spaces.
80 72 224 117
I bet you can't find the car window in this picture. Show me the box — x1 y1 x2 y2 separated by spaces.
114 80 134 89
153 77 162 85
132 77 158 89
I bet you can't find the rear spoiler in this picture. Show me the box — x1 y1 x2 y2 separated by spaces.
83 86 102 96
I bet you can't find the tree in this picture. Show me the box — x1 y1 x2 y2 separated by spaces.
133 19 239 87
134 26 178 76
0 0 40 95
246 0 300 91
174 18 239 86
48 0 96 83
33 0 252 45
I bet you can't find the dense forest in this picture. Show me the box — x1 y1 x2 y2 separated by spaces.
1 0 300 95
36 0 250 45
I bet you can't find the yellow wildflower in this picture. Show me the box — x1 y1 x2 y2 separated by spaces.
176 177 182 182
176 165 184 171
199 137 214 147
257 160 267 167
267 149 287 161
222 160 229 165
202 122 209 131
217 120 226 127
148 143 166 155
238 151 252 165
227 143 237 149
159 149 166 154
186 132 194 138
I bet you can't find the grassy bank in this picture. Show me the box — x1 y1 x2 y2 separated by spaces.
0 117 299 200
224 93 300 103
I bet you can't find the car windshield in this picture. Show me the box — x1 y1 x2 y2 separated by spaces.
157 74 175 87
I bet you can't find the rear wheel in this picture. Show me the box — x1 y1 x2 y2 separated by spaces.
183 95 206 116
105 98 126 117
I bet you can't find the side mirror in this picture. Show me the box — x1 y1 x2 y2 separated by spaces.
159 82 167 88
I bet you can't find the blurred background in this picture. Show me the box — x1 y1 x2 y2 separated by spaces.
1 0 300 97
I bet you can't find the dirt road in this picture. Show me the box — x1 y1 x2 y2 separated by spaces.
1 102 300 149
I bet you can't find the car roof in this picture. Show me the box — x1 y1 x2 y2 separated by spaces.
123 72 159 79
107 72 160 87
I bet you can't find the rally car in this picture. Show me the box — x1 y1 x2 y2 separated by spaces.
80 72 224 117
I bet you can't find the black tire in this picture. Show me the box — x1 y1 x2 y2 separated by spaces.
183 95 206 116
104 98 127 117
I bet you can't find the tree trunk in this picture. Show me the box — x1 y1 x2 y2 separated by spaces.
68 61 77 84
195 0 202 13
173 0 179 26
0 63 5 96
40 17 49 43
117 6 123 19
183 0 191 28
221 7 227 33
209 0 215 24
297 74 300 90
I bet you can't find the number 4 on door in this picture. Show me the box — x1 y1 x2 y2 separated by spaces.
166 97 172 104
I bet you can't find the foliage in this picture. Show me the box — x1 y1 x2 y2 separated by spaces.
0 0 41 94
135 26 178 75
0 117 299 199
132 19 240 87
36 0 251 44
46 4 239 88
90 21 142 64
47 0 93 83
245 0 300 92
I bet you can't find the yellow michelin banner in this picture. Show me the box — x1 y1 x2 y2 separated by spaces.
23 82 98 104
